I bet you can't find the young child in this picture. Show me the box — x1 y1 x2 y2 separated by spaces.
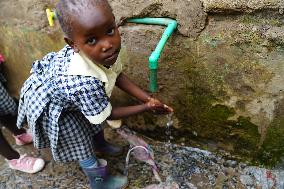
0 53 45 173
17 0 173 188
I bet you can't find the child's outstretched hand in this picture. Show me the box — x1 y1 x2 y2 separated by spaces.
145 97 173 114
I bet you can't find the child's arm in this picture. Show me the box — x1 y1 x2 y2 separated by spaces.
113 72 173 118
108 99 172 120
115 73 151 103
108 104 149 120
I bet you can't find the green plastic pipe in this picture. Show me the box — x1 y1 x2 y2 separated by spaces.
127 18 177 92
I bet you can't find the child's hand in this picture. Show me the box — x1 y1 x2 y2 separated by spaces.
145 97 173 114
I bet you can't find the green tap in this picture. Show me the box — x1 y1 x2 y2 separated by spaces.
127 18 177 92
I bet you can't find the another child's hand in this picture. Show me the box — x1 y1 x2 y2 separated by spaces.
0 53 5 72
0 54 5 65
145 97 173 114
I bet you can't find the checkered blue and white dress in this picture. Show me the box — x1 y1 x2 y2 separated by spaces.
17 46 111 162
0 75 17 116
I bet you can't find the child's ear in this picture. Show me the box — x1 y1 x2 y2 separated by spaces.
64 37 80 53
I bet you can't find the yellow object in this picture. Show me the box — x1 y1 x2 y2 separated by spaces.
106 120 122 129
46 8 56 27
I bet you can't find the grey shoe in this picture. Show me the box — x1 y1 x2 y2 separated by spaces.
82 159 128 189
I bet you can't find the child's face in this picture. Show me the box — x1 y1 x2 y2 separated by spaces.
66 5 121 66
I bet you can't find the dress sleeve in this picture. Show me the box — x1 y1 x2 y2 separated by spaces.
69 76 112 124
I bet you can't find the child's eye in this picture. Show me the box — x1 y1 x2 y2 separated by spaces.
107 28 115 36
87 38 97 45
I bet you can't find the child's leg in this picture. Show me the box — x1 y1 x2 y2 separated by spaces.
0 82 32 145
93 130 122 156
0 114 26 135
0 81 24 135
0 115 33 146
79 156 98 168
0 129 20 160
0 81 18 117
0 128 45 173
0 73 44 173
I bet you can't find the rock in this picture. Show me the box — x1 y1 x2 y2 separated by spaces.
240 175 254 187
143 182 179 189
109 0 207 37
201 0 283 13
239 163 247 169
223 160 238 168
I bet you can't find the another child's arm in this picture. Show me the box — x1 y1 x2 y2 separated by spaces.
0 53 5 72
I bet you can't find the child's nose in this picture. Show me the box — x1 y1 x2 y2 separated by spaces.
101 40 113 52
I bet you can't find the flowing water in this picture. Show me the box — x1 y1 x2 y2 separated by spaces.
118 114 182 189
162 113 180 188
142 113 181 189
165 112 174 150
164 112 175 172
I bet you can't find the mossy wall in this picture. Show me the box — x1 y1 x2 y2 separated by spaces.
0 0 284 166
0 26 64 96
121 13 284 166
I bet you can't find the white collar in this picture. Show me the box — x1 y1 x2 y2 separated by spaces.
67 52 108 83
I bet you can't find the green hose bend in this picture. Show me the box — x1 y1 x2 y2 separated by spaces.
127 18 177 92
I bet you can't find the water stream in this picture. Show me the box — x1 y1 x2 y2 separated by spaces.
165 112 174 151
119 113 181 189
163 112 175 179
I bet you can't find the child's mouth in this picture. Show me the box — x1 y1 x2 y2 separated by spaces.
105 51 119 62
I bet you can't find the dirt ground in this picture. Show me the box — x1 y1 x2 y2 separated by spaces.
1 127 284 189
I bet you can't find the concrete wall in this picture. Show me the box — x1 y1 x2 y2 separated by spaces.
1 0 284 166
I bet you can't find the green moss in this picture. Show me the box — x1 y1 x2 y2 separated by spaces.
258 118 284 167
170 57 262 164
240 15 261 24
175 86 261 163
240 15 283 27
207 104 235 121
231 117 260 158
202 34 223 48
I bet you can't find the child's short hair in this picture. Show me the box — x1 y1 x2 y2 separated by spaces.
56 0 112 37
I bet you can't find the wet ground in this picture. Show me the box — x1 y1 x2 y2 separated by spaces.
1 127 284 189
